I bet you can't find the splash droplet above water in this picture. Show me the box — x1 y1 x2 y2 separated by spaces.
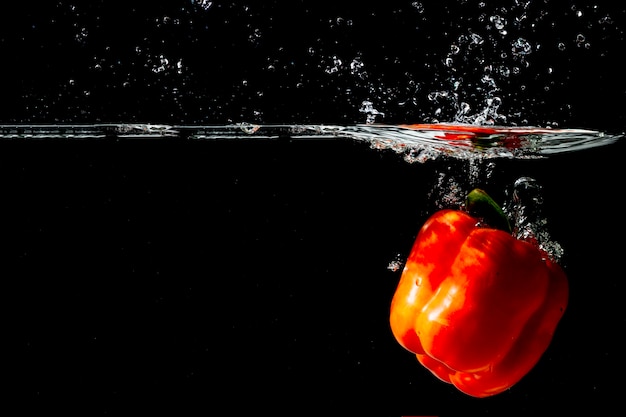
330 123 624 161
191 0 213 11
359 101 385 124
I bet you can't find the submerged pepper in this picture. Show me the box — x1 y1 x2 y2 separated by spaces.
389 189 568 397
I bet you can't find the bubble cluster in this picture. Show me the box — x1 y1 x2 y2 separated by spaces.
504 177 564 262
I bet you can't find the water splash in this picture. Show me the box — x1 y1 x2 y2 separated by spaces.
321 2 622 127
331 123 621 162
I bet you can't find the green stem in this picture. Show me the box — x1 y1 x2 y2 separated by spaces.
465 188 512 233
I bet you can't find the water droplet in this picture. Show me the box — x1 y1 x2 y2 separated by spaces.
469 33 484 48
598 14 613 25
349 57 365 76
511 38 532 56
498 66 511 77
481 74 497 88
191 0 213 11
387 257 404 272
325 56 342 74
575 33 589 48
411 2 424 13
75 27 88 44
490 15 506 31
359 100 385 124
458 102 471 115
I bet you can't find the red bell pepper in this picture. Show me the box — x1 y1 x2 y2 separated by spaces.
389 189 568 398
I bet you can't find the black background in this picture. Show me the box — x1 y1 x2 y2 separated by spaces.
3 1 626 416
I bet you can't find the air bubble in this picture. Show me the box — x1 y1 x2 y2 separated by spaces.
387 256 404 272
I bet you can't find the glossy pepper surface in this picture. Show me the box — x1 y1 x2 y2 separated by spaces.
389 192 569 398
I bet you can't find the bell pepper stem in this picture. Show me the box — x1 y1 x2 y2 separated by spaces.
466 188 512 233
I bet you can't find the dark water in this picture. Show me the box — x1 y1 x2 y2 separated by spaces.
3 1 626 416
5 135 624 416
